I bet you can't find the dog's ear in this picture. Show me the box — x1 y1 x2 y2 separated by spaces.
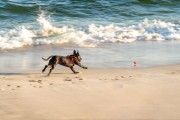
77 50 79 55
73 50 77 55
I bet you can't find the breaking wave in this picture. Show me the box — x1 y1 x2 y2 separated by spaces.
0 11 180 50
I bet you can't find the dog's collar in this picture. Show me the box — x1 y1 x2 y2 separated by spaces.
69 55 81 65
69 55 76 65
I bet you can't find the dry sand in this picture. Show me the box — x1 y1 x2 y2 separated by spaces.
0 65 180 120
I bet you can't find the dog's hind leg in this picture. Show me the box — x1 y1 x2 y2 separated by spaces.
47 65 55 76
70 66 79 74
42 65 48 73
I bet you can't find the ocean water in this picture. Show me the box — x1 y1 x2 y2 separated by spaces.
0 0 180 72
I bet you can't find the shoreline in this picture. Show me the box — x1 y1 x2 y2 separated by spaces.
0 63 180 74
0 64 180 120
1 41 180 72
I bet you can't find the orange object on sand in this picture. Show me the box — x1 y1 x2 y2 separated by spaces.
133 60 137 66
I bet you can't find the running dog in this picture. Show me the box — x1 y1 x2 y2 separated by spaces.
42 50 88 76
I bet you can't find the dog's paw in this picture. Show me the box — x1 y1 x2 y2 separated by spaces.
42 69 45 73
84 67 88 69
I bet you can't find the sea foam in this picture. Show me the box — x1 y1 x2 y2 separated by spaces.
0 12 179 50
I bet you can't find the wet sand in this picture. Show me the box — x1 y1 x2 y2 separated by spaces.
0 65 180 120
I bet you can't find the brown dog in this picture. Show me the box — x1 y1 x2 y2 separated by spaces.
42 50 88 76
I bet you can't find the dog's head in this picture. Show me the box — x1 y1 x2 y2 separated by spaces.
73 50 82 62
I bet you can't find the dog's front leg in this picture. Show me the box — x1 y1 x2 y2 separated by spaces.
70 66 79 74
76 62 88 69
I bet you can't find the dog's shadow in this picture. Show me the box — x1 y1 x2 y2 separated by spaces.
42 72 75 77
0 72 75 78
50 72 74 75
0 73 30 76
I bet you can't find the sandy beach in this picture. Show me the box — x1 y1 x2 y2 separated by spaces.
1 0 180 119
0 65 180 120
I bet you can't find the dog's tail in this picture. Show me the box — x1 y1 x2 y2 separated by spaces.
42 56 53 61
